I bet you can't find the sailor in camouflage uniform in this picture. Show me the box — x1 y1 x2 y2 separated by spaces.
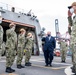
5 22 17 73
0 24 3 58
25 33 34 66
16 28 26 69
68 2 76 74
59 39 68 63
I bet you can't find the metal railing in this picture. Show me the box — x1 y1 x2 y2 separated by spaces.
0 2 27 13
0 2 39 22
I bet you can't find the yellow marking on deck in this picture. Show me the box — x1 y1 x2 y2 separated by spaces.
0 73 18 75
32 64 69 70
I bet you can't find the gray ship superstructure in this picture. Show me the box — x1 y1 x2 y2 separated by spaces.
0 2 43 55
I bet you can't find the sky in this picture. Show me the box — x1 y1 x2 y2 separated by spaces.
0 0 76 36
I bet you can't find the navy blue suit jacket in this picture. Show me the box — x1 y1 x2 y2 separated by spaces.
42 36 56 54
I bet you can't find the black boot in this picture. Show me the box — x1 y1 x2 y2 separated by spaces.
5 67 12 73
28 62 32 66
17 65 22 69
61 60 66 63
72 68 75 73
25 63 31 66
20 65 25 68
10 68 15 72
28 62 32 64
71 66 76 75
50 64 52 67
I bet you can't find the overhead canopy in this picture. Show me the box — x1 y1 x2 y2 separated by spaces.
2 19 35 28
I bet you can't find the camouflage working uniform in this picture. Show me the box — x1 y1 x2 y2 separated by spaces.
0 25 3 58
16 34 25 65
1 42 6 56
6 28 17 67
59 41 68 62
68 15 76 71
25 37 34 64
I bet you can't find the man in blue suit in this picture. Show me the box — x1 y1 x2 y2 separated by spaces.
42 31 56 66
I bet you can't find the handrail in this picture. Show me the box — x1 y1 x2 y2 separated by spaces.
0 2 27 13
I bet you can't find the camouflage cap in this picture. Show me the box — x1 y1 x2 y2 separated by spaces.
20 28 25 32
72 2 76 6
27 32 32 36
9 22 15 27
68 2 76 9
